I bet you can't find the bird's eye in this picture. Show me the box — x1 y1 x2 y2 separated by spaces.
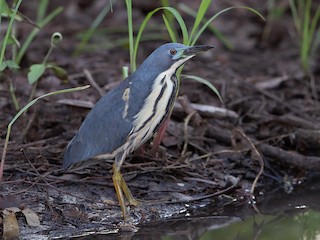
170 48 177 55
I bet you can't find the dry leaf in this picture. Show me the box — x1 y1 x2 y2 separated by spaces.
3 211 19 240
21 208 40 227
4 207 21 214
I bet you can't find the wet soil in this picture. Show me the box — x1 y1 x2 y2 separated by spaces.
1 1 320 239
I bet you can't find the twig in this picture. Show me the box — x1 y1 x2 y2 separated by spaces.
232 128 264 195
10 178 43 195
181 111 196 156
57 99 95 109
174 102 238 119
183 177 218 186
21 148 54 184
142 184 238 205
83 69 104 97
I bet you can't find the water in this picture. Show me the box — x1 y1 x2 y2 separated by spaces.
77 208 320 240
205 209 320 240
75 177 320 240
127 209 320 240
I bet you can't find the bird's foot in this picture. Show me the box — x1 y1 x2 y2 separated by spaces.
128 196 139 206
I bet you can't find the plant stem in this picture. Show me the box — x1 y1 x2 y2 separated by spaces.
9 77 20 110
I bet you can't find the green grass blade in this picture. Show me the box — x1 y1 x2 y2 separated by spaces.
179 3 233 49
161 0 170 8
309 7 320 55
83 33 168 52
182 74 223 103
0 0 3 36
133 6 188 69
37 0 48 22
73 2 113 57
163 7 188 44
10 84 90 140
161 0 177 39
125 0 134 72
301 0 311 72
191 6 265 46
189 0 212 42
289 0 301 35
309 5 320 49
0 0 23 66
162 14 177 42
133 8 159 69
15 6 63 65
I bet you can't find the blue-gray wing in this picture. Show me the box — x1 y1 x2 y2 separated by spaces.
63 80 135 169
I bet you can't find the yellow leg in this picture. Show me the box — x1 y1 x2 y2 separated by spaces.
112 163 128 220
112 161 139 221
120 174 139 206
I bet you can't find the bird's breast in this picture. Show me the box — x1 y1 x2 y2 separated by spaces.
128 70 178 151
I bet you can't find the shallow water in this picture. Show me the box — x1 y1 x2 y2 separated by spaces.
75 177 320 240
129 209 320 240
204 209 320 240
75 208 320 240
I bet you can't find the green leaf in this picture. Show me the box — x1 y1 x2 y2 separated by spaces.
0 0 23 22
0 60 20 71
0 0 11 15
47 64 68 82
28 64 46 84
182 74 223 103
0 61 7 71
7 35 20 47
6 60 20 69
0 0 23 66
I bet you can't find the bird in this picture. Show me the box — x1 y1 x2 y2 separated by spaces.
63 43 214 221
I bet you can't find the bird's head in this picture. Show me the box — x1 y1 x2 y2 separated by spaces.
140 43 214 74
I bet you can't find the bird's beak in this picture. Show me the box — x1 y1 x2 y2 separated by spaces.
184 45 215 56
172 45 214 61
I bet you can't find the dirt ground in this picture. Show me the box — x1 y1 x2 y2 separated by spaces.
1 0 320 238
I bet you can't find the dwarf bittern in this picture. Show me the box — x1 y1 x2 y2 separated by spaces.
63 43 214 220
